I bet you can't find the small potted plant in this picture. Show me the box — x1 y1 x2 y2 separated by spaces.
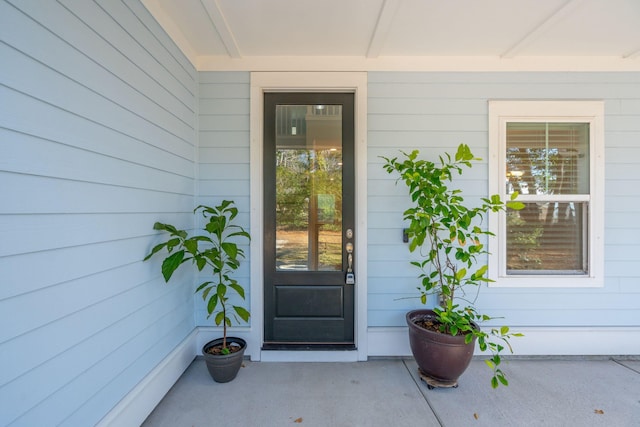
144 200 251 383
382 144 523 389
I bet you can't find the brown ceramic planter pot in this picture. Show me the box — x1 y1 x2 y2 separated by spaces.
202 337 246 383
406 309 477 387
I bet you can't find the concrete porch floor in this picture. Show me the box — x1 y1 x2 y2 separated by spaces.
142 357 640 427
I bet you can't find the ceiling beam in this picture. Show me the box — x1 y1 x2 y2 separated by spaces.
197 55 640 72
366 0 402 58
200 0 241 58
501 0 585 58
141 0 198 66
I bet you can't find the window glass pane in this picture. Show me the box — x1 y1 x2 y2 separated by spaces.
506 123 589 195
506 202 587 274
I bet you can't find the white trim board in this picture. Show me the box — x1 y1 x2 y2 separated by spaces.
367 326 640 357
95 329 198 427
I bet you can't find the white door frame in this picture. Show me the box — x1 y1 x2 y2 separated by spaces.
248 72 368 361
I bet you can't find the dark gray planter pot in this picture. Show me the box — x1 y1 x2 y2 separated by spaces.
202 337 246 383
406 309 476 388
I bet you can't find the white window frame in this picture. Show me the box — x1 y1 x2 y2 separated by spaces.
488 100 604 288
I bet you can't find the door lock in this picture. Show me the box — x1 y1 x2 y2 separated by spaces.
345 242 355 285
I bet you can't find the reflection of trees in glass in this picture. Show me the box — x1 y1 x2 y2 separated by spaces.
507 147 576 196
276 148 342 230
506 210 543 269
276 149 310 229
506 202 582 272
506 146 583 272
311 150 342 231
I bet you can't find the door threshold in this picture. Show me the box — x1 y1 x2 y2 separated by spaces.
262 343 356 351
259 348 359 362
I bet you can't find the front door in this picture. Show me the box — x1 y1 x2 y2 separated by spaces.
263 92 355 348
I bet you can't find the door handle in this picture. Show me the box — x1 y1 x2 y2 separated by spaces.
345 242 355 285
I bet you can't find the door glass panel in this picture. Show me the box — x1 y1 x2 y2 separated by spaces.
275 104 343 271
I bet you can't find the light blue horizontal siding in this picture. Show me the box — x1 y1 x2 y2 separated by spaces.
3 130 193 195
368 71 640 328
196 71 252 328
0 212 190 259
0 1 197 426
0 88 194 176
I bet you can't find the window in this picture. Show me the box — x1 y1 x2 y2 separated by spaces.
488 101 604 287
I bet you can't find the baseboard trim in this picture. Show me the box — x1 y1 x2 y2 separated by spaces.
367 326 640 356
95 329 197 427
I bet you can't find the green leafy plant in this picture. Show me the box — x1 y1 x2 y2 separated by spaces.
144 201 251 354
382 144 524 388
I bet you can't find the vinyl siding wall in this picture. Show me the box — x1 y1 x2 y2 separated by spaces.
0 1 197 426
196 72 252 326
368 71 640 329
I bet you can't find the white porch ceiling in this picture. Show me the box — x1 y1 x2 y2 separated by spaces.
142 0 640 71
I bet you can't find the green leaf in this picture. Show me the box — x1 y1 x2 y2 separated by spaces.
209 294 219 311
491 376 499 389
507 200 525 210
228 230 251 241
229 282 246 299
202 286 213 300
161 250 185 282
474 264 488 278
221 242 238 259
233 305 250 322
498 373 509 386
143 242 168 261
165 237 181 251
214 310 225 326
184 239 198 255
195 281 213 293
216 283 227 298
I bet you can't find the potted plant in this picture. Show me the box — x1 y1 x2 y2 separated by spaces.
382 144 523 389
144 200 251 383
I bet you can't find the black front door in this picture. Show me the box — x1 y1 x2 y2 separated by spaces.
263 92 355 348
